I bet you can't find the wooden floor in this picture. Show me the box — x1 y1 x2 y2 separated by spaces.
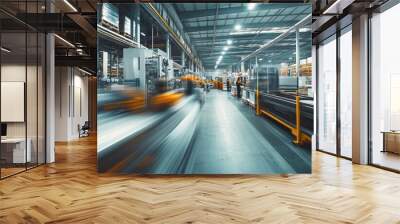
1 167 26 178
1 136 400 223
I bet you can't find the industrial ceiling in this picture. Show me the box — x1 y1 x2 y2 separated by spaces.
173 3 312 70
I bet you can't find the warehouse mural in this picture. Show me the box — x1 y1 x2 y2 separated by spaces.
97 3 313 174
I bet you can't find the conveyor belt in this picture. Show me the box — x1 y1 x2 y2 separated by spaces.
259 92 314 136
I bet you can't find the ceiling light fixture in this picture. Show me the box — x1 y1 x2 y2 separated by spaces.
63 0 78 12
234 24 241 31
221 51 226 55
322 0 351 15
76 48 84 55
230 29 288 36
78 67 93 76
248 3 256 10
54 34 75 48
299 27 311 32
1 47 11 53
223 46 228 51
227 39 232 45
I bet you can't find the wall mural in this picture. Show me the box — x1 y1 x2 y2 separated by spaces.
97 3 313 174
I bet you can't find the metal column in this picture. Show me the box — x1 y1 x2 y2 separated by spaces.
46 1 55 163
134 4 141 45
352 14 369 164
296 27 300 91
181 51 185 68
256 56 260 115
166 34 170 59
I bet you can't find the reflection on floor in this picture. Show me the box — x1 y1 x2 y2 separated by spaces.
99 89 311 174
0 162 41 179
0 167 25 178
1 136 400 223
373 151 400 171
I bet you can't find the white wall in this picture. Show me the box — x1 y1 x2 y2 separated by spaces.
72 73 89 138
1 63 46 163
55 66 89 141
55 67 69 141
1 65 27 140
1 64 43 137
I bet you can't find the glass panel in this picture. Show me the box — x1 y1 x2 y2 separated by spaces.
258 29 298 126
371 3 400 171
254 21 313 138
1 30 28 177
298 21 313 137
339 26 352 158
298 22 313 96
0 0 46 178
27 30 38 169
317 35 337 154
38 32 46 165
26 0 41 167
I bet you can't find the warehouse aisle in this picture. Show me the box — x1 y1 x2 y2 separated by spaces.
183 90 311 174
98 89 311 174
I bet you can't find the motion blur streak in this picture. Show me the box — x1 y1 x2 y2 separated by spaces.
97 92 201 173
98 89 311 174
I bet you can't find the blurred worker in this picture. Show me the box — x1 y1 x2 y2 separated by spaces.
185 79 194 95
155 79 167 94
236 77 241 98
195 87 205 106
226 79 231 92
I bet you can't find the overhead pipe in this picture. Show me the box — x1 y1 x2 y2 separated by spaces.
0 8 37 32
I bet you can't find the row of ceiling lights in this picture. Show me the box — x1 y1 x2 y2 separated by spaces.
215 3 257 69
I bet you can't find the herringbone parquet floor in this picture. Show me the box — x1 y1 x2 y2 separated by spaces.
1 136 400 223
